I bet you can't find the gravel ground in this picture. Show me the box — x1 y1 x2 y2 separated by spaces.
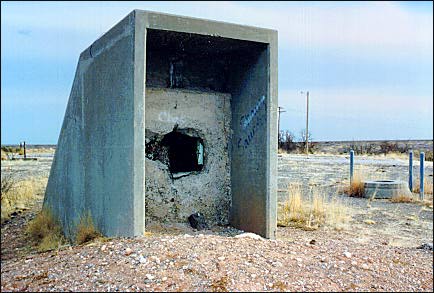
1 151 433 292
1 210 433 292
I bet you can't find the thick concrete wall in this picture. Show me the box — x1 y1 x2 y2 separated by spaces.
229 47 277 239
44 12 141 238
144 88 231 225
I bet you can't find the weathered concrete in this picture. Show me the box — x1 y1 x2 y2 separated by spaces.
144 88 231 225
44 10 278 239
44 13 138 238
363 180 413 199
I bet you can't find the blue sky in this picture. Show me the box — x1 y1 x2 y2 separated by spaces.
1 1 433 144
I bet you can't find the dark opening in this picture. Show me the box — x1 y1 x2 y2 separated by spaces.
146 28 267 92
161 131 204 173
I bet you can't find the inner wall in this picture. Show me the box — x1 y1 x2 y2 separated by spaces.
144 88 231 225
145 28 267 228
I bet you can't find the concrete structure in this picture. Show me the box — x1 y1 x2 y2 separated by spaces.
363 180 412 199
44 10 278 239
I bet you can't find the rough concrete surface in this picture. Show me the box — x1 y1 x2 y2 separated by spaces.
145 88 231 225
363 180 413 199
44 13 138 238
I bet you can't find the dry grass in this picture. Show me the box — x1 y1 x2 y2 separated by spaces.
75 212 102 245
26 208 65 252
1 149 8 160
278 185 350 230
1 172 48 222
411 178 434 208
343 171 365 197
412 178 433 195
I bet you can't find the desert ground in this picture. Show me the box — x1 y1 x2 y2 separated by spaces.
1 146 433 292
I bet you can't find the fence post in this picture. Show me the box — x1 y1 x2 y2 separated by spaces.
23 141 27 159
420 152 425 200
408 150 413 192
350 150 354 185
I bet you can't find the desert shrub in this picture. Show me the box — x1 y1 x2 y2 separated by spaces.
26 208 65 252
278 130 297 152
345 142 377 155
308 141 318 154
297 130 316 154
75 212 102 245
278 185 349 230
379 141 399 154
415 150 433 162
397 142 410 153
1 146 21 153
343 172 365 197
426 151 433 162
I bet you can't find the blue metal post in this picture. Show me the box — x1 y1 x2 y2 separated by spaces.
420 152 425 200
350 150 354 185
408 151 413 192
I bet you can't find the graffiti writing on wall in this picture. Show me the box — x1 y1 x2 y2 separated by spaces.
240 95 266 129
237 95 267 149
158 111 185 124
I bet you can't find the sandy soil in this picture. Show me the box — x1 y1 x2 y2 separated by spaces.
278 153 433 248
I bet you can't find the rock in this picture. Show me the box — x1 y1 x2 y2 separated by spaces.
344 251 352 258
363 219 376 225
309 239 316 245
146 274 154 280
162 277 167 282
188 213 209 230
320 257 326 263
139 255 147 264
125 248 133 256
234 233 264 241
217 256 225 261
101 245 107 252
361 263 369 270
417 243 433 251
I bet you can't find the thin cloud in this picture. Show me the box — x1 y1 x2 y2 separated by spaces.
17 29 31 36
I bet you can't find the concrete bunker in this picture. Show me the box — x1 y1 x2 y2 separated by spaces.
43 10 278 239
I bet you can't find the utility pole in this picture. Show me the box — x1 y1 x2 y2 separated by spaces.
23 141 27 159
278 106 286 141
300 90 310 155
305 91 309 155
